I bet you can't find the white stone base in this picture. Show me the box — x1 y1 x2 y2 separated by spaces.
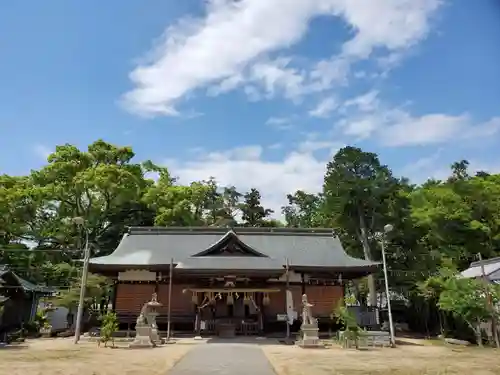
129 324 155 348
129 339 155 348
298 324 322 348
150 328 161 345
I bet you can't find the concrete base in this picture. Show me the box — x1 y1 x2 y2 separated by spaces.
129 339 155 348
297 324 322 348
129 324 155 348
151 327 161 345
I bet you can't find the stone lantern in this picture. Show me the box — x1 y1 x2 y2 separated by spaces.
129 293 162 348
147 293 162 345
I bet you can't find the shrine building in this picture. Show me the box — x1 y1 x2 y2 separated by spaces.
88 227 379 336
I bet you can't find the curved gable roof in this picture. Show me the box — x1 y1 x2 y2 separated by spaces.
89 227 379 273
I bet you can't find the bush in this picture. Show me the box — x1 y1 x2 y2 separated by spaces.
333 295 363 349
99 312 119 348
34 310 49 329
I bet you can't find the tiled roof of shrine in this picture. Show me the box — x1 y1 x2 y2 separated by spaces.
89 227 379 274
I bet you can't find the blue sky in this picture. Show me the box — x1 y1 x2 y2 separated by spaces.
1 1 500 212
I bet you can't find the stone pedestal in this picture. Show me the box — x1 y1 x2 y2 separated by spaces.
298 324 322 348
129 324 155 348
150 325 161 345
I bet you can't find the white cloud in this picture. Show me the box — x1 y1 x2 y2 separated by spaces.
266 116 290 125
400 151 500 184
337 91 500 146
342 90 380 112
167 145 328 217
309 96 338 118
249 58 307 101
297 132 344 155
339 0 441 59
298 140 343 155
399 149 446 182
266 116 295 130
381 114 500 146
268 143 283 150
382 113 469 146
206 145 264 161
207 74 245 96
123 0 442 116
340 117 380 139
167 137 500 220
33 145 52 160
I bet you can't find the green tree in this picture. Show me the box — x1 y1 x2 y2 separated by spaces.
239 188 274 227
448 159 470 183
323 146 400 305
29 140 149 253
55 273 112 319
215 186 242 227
0 175 40 244
410 167 500 270
438 272 500 346
281 191 324 228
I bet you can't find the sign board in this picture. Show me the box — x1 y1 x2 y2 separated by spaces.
118 269 156 281
277 314 288 321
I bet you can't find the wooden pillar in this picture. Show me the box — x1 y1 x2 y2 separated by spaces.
111 282 118 312
166 259 173 341
301 272 306 295
154 272 160 294
195 307 201 335
258 292 264 333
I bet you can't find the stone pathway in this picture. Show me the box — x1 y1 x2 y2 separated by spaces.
167 343 276 375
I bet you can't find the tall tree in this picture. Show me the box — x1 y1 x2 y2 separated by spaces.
323 146 399 306
0 174 37 244
282 190 324 228
217 186 242 227
30 140 148 253
411 164 500 270
240 188 274 227
448 159 470 183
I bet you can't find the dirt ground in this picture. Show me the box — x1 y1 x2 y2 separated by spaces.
4 337 500 375
262 339 500 375
0 338 194 375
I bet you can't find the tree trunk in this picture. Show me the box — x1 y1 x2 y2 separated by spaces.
357 213 377 307
437 309 444 336
475 319 483 347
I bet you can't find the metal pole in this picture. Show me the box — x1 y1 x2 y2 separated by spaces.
381 236 395 347
285 257 290 339
166 258 173 341
73 229 90 344
478 253 500 348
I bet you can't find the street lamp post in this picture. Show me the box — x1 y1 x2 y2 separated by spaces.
72 217 90 344
381 223 396 347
